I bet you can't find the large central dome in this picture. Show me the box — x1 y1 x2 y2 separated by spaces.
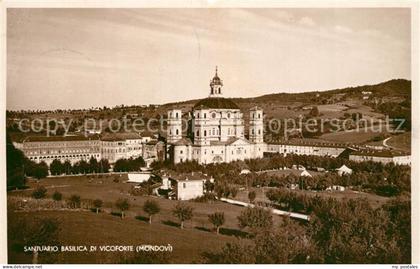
193 97 239 110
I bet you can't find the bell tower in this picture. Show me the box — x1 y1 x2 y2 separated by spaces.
249 107 264 143
167 109 182 143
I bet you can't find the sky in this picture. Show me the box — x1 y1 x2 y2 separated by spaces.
7 8 411 110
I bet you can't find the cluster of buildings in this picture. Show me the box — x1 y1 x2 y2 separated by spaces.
15 68 411 170
165 68 411 166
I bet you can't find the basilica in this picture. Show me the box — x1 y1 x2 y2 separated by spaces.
166 68 266 164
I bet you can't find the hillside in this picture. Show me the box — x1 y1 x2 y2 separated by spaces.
7 79 411 144
160 79 411 112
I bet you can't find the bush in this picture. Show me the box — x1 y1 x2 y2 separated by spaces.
248 191 256 203
237 207 273 233
192 193 216 203
68 194 81 208
52 191 62 201
32 186 47 199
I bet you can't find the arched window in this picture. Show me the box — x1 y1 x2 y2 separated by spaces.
258 129 261 135
204 113 206 119
176 112 179 118
204 130 207 136
252 129 254 135
258 113 261 119
176 129 179 135
196 130 199 136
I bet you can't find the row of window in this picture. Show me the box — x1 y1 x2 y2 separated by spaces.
195 111 241 119
26 148 98 155
26 141 99 147
29 154 100 160
195 128 244 137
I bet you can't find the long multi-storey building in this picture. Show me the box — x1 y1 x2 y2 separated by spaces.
349 149 411 165
22 135 101 165
20 132 163 166
265 140 347 157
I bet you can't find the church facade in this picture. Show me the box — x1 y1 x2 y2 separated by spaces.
166 68 266 164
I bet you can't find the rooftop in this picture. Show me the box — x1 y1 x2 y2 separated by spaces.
269 139 348 148
193 97 240 110
350 149 410 158
24 135 99 142
101 132 142 141
165 171 211 182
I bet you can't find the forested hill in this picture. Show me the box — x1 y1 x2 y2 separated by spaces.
160 79 411 111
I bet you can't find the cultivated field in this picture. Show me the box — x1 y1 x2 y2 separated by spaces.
387 132 411 152
9 210 236 263
8 174 290 263
319 129 387 144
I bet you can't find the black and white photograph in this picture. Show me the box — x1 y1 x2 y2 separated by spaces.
1 1 419 266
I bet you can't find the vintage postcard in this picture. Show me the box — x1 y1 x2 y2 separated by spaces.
2 1 418 266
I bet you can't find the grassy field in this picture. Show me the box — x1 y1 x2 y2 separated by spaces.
387 132 411 152
8 210 237 264
8 174 291 263
319 129 387 144
10 175 284 229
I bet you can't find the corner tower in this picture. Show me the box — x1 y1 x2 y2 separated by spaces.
249 107 264 143
167 109 182 143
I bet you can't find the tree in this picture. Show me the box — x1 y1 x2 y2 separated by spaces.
309 106 320 117
237 207 273 233
93 199 103 214
248 191 256 204
143 200 161 224
88 157 99 173
68 194 81 208
32 186 47 199
230 186 238 198
172 203 193 229
116 198 130 219
204 180 215 193
33 162 49 179
52 191 62 201
6 133 27 189
8 216 60 264
99 159 110 173
63 160 72 175
49 159 63 175
208 212 225 234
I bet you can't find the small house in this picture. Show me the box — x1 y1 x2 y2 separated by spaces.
326 185 346 192
300 170 313 177
336 165 353 176
167 172 209 200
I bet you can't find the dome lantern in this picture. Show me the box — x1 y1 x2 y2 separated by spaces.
209 66 223 97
